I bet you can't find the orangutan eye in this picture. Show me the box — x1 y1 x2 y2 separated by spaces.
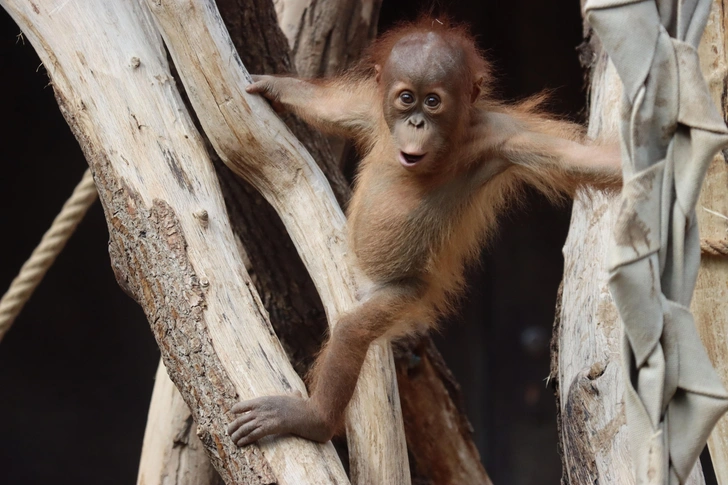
424 95 441 108
399 91 415 104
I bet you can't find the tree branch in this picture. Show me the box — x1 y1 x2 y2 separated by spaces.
274 0 381 78
144 1 410 483
1 0 348 482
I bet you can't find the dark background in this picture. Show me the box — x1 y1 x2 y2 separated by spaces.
0 1 716 484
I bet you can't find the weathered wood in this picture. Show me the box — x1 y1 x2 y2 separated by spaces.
135 166 331 485
694 4 728 483
273 0 381 78
1 0 349 483
213 0 344 375
554 50 637 483
555 135 705 482
143 1 410 484
555 26 623 485
272 0 381 164
137 1 490 483
138 363 223 485
214 0 350 207
136 1 346 479
136 156 334 484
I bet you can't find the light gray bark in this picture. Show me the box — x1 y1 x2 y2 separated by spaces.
1 0 350 483
553 2 728 483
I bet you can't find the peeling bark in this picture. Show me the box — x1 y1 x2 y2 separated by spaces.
138 363 224 485
1 1 349 483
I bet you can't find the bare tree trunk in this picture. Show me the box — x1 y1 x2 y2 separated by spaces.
1 0 351 483
213 0 346 374
552 2 728 483
693 3 728 482
272 0 381 164
273 0 381 78
143 1 489 484
135 0 351 478
137 1 345 481
145 0 410 483
138 363 224 485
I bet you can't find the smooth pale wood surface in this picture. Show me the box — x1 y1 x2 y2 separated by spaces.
0 0 349 483
694 3 728 483
144 1 409 484
556 54 637 485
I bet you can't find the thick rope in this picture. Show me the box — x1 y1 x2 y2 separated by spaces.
0 169 97 343
701 238 728 257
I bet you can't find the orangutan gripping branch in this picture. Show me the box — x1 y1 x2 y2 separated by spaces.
227 18 621 446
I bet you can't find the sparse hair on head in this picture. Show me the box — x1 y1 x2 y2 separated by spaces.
358 15 493 99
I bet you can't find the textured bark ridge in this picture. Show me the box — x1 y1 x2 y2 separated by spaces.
138 363 224 485
107 197 248 476
2 0 494 483
61 98 276 484
1 1 350 483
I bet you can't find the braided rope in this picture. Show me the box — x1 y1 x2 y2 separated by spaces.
0 169 97 343
701 238 728 257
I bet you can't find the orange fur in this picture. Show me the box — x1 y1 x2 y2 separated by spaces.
230 18 622 445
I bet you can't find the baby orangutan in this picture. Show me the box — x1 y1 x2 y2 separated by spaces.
227 18 621 445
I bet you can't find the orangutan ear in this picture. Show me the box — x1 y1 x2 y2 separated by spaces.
375 64 382 84
471 75 485 104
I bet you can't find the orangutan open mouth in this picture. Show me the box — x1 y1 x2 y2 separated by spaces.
399 151 426 166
